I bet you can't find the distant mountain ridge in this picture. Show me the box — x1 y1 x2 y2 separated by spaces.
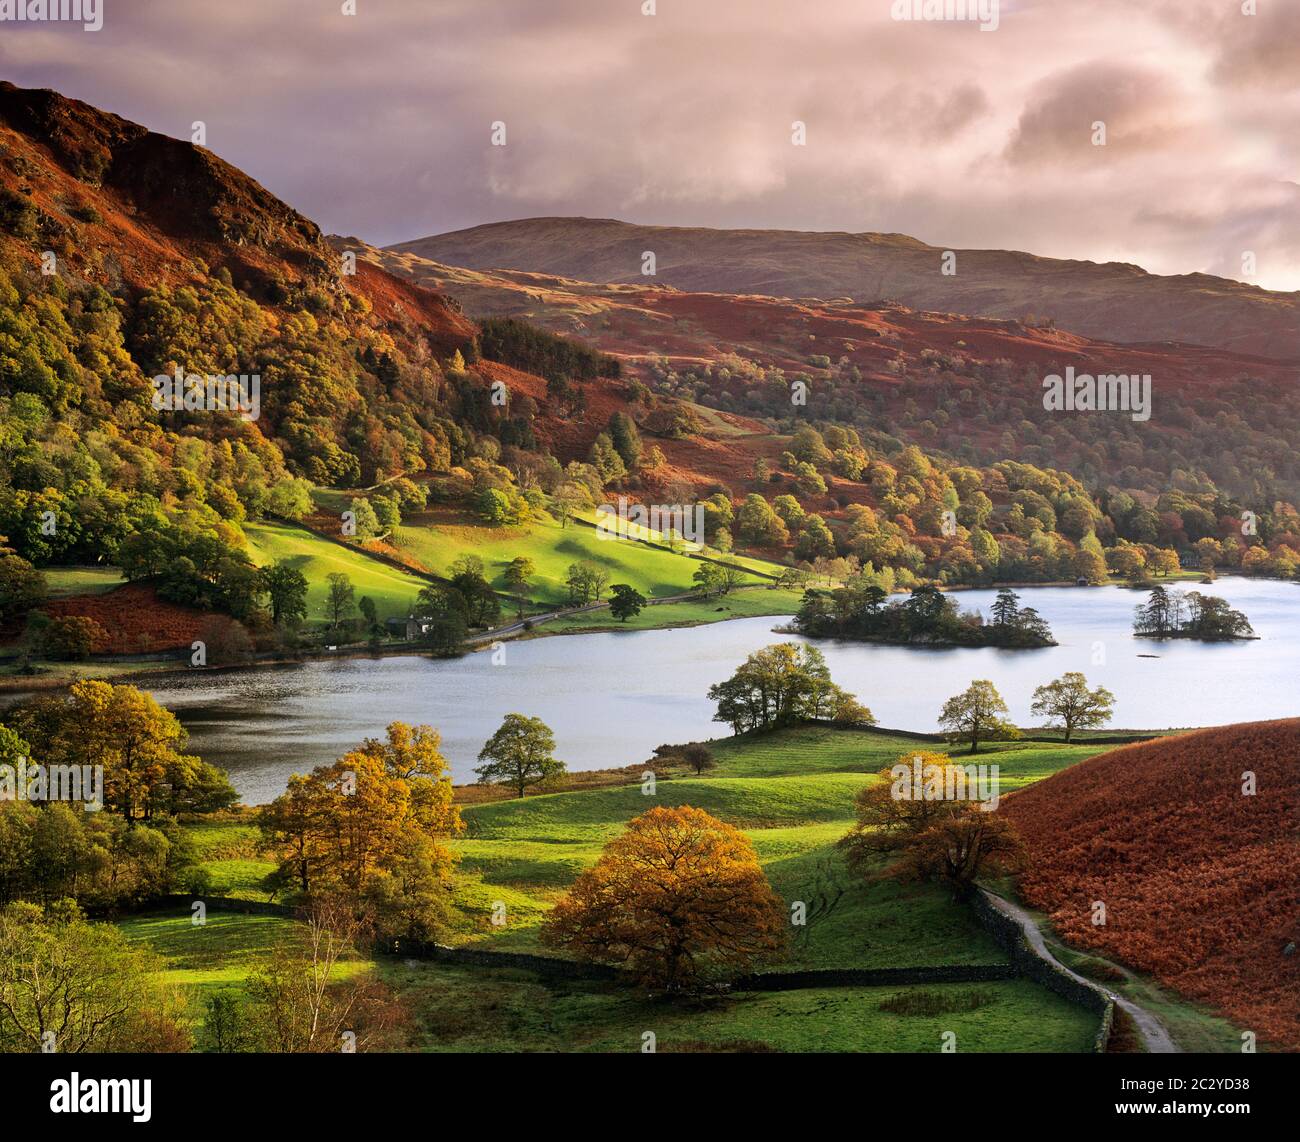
391 217 1300 361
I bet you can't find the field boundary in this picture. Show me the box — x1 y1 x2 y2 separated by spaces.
972 888 1118 1053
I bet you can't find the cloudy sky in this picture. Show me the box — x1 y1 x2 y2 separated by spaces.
3 0 1298 288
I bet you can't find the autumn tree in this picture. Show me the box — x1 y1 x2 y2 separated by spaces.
937 680 1017 754
840 752 1025 898
474 714 564 798
7 681 236 822
894 808 1026 898
1030 672 1116 742
258 723 462 938
541 806 786 992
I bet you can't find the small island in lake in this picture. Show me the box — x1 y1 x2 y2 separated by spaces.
1133 585 1256 641
795 584 1056 648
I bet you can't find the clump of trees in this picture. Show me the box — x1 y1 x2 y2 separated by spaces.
1133 586 1254 640
566 561 609 605
0 900 191 1052
796 584 1054 648
5 681 237 823
707 643 874 735
541 805 786 993
0 682 237 912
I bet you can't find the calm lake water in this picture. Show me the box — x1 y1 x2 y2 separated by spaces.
103 576 1297 804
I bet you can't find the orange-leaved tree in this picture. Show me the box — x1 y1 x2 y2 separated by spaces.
541 805 786 993
840 751 1025 899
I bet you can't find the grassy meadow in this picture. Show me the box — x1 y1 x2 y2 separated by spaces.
392 508 773 606
145 724 1130 1052
243 521 428 623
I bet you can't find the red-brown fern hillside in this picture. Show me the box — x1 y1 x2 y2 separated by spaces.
1000 720 1300 1050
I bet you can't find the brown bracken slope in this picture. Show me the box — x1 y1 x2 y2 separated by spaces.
393 216 1300 360
1000 720 1300 1050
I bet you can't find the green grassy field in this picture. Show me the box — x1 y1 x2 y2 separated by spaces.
243 521 427 623
544 584 803 632
388 961 1098 1052
393 510 771 606
42 565 126 596
169 723 1131 1051
445 726 1117 970
183 814 276 899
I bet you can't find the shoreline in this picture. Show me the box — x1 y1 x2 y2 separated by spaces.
1 572 1286 695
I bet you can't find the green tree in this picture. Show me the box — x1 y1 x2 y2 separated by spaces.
475 714 565 799
938 680 1017 754
412 584 468 656
0 900 189 1053
325 573 356 629
607 411 643 471
708 643 872 734
0 545 46 623
260 561 309 627
1030 672 1116 742
608 583 646 622
503 557 534 617
40 615 107 660
735 494 789 547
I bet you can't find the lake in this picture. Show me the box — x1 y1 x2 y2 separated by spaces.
114 576 1299 803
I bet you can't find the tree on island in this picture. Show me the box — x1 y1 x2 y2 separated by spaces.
475 714 565 799
1134 586 1253 640
541 805 786 993
938 680 1018 754
795 582 1054 647
1030 672 1116 742
608 583 646 622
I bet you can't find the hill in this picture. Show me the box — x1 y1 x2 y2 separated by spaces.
356 237 1300 502
392 217 1300 361
1000 719 1300 1050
